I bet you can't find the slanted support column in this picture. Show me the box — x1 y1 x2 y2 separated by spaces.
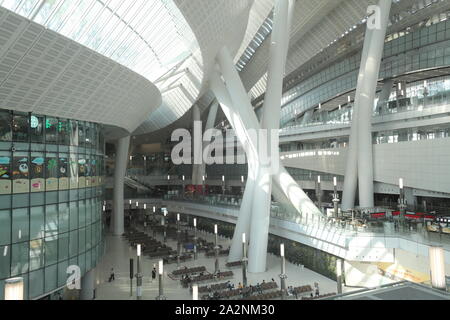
199 102 219 183
376 79 394 113
112 135 130 236
192 105 202 186
357 0 392 209
342 0 392 210
301 109 314 126
210 69 257 263
80 268 96 300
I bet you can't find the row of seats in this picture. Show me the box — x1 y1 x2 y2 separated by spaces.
243 291 282 300
198 282 229 293
225 261 242 268
191 271 233 284
294 285 313 294
205 249 229 257
172 266 206 276
302 292 336 300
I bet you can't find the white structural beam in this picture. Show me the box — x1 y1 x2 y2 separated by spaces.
357 0 392 208
112 135 130 236
199 101 219 182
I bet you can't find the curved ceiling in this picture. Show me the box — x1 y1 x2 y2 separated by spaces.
0 6 161 133
1 0 204 134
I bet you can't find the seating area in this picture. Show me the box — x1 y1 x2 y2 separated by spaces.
242 291 282 301
293 285 313 294
198 282 229 293
190 271 234 284
205 249 230 257
123 228 177 259
172 266 207 276
302 293 337 300
201 282 279 300
225 261 242 268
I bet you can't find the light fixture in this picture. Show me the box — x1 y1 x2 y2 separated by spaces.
399 178 404 189
136 202 139 207
317 176 321 184
214 224 218 234
280 244 285 257
4 277 24 300
177 214 180 221
241 176 245 183
334 177 337 187
137 244 141 257
242 233 246 244
222 175 225 182
103 205 106 212
129 200 132 205
202 175 205 182
429 246 446 290
159 260 164 275
153 206 156 213
193 284 199 300
144 204 147 210
182 175 185 181
167 175 170 180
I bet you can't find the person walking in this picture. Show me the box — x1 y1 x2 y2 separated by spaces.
108 268 115 282
151 266 157 282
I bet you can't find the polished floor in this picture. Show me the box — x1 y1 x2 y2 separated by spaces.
95 226 349 300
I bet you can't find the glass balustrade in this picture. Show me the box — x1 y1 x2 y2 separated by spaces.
162 193 450 250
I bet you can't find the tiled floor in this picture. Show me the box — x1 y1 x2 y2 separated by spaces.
95 226 350 300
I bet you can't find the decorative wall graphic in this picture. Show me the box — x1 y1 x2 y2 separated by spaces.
13 157 29 193
59 157 69 190
0 156 11 194
31 157 44 192
46 156 58 191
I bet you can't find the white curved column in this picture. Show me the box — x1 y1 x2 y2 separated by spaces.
341 16 375 210
112 135 130 236
199 102 219 181
300 109 314 126
210 70 257 262
357 0 392 208
80 268 96 300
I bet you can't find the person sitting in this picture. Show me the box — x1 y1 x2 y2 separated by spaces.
238 282 243 289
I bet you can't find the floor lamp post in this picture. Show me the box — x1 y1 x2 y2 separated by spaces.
279 244 287 300
156 260 166 300
242 233 248 287
214 224 219 274
193 218 198 260
333 177 340 218
177 213 181 267
136 244 142 300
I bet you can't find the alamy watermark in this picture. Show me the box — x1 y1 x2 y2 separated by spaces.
171 121 280 174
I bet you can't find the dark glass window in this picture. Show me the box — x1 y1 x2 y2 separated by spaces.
0 110 12 141
57 119 70 145
45 117 58 144
78 121 85 147
69 120 78 146
12 113 29 142
30 115 44 143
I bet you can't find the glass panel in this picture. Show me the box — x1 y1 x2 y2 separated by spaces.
30 114 44 143
12 112 29 142
44 264 57 293
12 153 30 194
57 118 70 145
29 268 44 299
0 245 10 279
45 117 58 144
29 239 44 271
57 259 69 287
0 151 12 195
11 241 29 276
0 110 12 141
45 153 58 191
69 230 78 258
58 203 69 233
44 235 58 267
58 232 69 262
45 204 58 235
30 206 45 240
0 209 11 246
30 153 45 192
69 201 78 231
12 208 29 244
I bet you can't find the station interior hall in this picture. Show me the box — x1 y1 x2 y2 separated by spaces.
1 0 450 301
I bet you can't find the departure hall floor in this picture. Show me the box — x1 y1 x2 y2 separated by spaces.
95 227 353 300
